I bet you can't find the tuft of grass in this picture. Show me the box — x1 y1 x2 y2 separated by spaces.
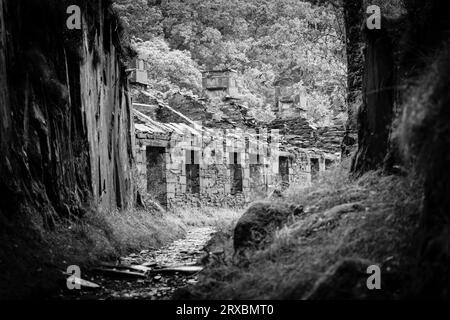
172 206 243 230
45 207 187 268
46 204 243 268
185 162 422 299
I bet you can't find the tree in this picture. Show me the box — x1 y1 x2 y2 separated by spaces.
114 0 348 128
134 38 202 93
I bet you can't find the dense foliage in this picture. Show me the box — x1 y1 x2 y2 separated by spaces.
134 39 203 92
113 0 347 126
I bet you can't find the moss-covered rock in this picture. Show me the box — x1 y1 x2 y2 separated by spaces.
233 201 303 255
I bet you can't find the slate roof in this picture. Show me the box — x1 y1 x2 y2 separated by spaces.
134 109 204 136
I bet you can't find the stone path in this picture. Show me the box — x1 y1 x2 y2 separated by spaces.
63 226 215 300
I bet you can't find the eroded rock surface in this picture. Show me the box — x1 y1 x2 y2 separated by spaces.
0 0 134 223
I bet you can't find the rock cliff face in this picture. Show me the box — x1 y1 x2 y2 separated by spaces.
0 0 134 225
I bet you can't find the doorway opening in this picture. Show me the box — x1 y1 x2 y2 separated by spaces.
311 158 320 181
279 156 290 189
230 152 243 195
186 149 200 194
146 146 167 207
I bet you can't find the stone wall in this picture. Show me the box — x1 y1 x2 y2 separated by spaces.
134 120 341 209
134 123 316 208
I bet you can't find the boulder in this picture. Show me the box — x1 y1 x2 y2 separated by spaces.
233 201 303 254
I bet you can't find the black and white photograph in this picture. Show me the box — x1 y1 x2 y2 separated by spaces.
0 0 449 309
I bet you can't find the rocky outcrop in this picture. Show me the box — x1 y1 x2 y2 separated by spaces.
0 0 134 224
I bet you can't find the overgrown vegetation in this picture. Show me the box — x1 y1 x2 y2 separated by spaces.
181 162 422 299
396 34 450 298
172 206 243 229
0 202 243 299
113 0 347 127
46 204 243 270
0 206 182 298
48 208 184 262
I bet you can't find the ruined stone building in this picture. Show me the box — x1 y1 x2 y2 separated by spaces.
129 62 342 208
273 78 308 119
133 105 301 208
271 77 344 180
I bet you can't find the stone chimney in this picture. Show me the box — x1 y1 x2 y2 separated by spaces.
129 55 148 87
273 78 306 119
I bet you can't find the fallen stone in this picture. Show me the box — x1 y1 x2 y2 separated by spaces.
186 279 198 285
98 263 151 275
94 267 147 279
66 275 100 290
142 262 158 268
155 266 203 274
129 265 152 274
99 262 131 269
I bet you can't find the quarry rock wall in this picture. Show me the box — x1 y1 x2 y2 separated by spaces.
0 0 134 224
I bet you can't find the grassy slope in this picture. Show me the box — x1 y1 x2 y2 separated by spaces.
185 162 422 299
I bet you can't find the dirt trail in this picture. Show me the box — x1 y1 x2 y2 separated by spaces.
63 226 215 300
